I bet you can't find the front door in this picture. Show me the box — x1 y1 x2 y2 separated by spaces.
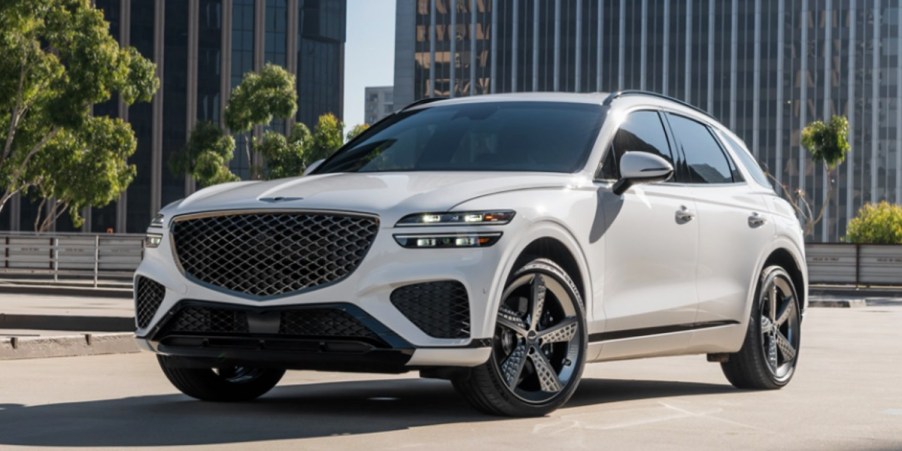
595 110 700 337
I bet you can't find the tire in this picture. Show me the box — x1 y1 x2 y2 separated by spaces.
453 258 587 417
157 355 285 402
721 265 801 389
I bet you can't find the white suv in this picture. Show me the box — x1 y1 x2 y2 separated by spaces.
135 92 807 416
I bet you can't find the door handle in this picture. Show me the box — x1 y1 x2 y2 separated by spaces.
748 212 767 228
675 206 694 224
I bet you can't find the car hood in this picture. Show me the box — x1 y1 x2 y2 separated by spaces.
170 172 583 223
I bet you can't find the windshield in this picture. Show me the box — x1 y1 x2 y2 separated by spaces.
315 101 604 174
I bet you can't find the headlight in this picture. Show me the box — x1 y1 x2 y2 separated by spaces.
144 233 163 248
393 232 502 248
149 214 164 228
395 210 515 227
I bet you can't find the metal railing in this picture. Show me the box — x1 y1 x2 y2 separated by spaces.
0 231 898 288
0 232 144 287
806 243 902 286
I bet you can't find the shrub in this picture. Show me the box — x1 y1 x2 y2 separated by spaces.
846 201 902 244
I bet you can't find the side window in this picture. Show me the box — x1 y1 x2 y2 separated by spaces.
598 111 673 180
717 130 771 188
666 113 737 184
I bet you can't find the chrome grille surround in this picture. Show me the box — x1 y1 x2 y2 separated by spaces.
170 210 379 298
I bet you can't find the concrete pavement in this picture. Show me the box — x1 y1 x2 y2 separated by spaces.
0 306 900 450
0 291 136 359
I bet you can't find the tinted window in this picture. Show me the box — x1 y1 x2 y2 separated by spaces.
315 102 604 173
598 111 673 180
717 130 771 188
667 114 737 184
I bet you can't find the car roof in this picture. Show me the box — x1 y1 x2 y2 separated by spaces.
403 91 722 125
403 92 614 111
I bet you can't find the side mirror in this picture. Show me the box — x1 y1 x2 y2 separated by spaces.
302 159 325 176
612 151 674 195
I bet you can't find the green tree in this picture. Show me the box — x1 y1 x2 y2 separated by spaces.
224 63 296 179
256 124 310 179
346 123 369 142
0 0 158 228
846 202 902 244
769 115 851 238
27 117 137 231
307 113 345 164
170 121 238 188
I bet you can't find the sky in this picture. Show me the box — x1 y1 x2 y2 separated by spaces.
343 0 396 132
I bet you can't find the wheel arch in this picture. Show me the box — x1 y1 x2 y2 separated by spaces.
761 247 807 314
512 237 587 303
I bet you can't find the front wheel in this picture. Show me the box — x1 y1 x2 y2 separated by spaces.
721 265 801 389
158 355 285 402
453 258 587 416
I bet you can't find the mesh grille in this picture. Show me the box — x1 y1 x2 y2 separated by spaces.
135 277 165 328
159 304 382 344
391 281 470 339
169 306 249 333
280 309 381 340
171 211 379 297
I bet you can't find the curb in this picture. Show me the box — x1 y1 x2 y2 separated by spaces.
809 298 869 308
0 332 139 360
0 284 132 299
0 314 135 332
809 297 902 308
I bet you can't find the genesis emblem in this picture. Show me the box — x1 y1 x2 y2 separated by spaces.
259 196 303 203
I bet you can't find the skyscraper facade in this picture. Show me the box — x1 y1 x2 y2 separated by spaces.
394 0 902 242
1 0 346 234
364 86 396 124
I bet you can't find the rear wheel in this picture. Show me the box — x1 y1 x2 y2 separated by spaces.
158 355 285 402
453 258 587 416
721 265 801 389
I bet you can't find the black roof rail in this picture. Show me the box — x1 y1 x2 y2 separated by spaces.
603 90 714 119
400 96 448 111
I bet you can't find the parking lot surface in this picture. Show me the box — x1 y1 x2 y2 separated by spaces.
1 306 900 450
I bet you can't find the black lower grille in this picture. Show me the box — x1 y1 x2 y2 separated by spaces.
280 309 381 341
156 302 386 346
391 281 470 339
135 277 165 328
170 306 249 334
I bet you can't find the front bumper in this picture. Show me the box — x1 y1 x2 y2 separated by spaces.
134 212 514 371
135 298 491 372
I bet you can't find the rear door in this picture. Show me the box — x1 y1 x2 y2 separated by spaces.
664 113 774 325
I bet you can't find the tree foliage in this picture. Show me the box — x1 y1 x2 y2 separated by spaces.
0 0 158 229
307 113 345 165
224 63 297 134
224 63 296 179
801 115 850 170
257 125 310 179
170 121 238 188
174 66 365 184
27 116 136 230
769 115 852 238
846 201 902 245
346 123 369 142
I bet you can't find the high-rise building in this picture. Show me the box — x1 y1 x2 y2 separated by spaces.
395 0 902 242
1 0 346 234
364 86 395 124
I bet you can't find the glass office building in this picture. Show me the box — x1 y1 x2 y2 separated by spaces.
395 0 902 242
1 0 346 234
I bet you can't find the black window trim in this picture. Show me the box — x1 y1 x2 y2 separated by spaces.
594 108 680 184
711 127 773 190
661 111 748 187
